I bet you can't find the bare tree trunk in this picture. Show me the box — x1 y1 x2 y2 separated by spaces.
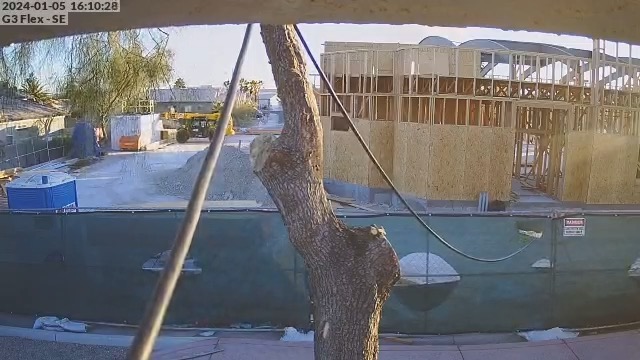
251 25 400 360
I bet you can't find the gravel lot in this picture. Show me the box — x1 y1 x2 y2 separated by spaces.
0 337 127 360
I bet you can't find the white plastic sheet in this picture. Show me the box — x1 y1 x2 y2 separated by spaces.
33 316 87 333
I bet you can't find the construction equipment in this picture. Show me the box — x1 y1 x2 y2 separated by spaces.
160 111 235 143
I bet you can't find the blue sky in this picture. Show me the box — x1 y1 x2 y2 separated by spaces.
166 24 604 89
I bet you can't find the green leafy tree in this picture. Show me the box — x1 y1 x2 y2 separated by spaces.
211 100 224 112
174 77 186 89
59 31 173 137
2 30 173 138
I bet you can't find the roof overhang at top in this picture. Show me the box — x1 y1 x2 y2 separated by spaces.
0 0 639 47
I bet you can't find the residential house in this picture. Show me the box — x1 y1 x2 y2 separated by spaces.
0 94 67 170
150 86 226 114
257 89 280 111
0 95 66 145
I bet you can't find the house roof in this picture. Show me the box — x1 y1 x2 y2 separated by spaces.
258 89 278 101
0 96 64 121
150 86 226 103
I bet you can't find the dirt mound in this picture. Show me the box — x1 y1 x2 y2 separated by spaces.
156 145 274 206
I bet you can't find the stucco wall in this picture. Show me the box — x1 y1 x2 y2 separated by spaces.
0 115 65 144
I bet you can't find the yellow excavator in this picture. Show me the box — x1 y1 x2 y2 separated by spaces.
160 111 235 143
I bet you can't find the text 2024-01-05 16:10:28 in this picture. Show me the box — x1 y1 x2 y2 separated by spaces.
1 0 119 25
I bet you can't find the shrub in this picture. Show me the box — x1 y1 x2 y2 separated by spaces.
232 103 258 128
176 128 190 143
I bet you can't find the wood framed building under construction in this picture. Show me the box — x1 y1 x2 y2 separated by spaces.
319 39 640 205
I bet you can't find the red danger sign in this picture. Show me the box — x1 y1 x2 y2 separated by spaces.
564 218 585 226
563 218 586 237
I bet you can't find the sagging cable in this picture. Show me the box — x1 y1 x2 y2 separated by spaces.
293 24 535 263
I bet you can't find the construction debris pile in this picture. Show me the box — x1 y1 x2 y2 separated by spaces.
0 167 22 209
156 145 275 207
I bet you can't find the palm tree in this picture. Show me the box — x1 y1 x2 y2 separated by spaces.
174 77 186 89
223 78 262 104
21 73 52 105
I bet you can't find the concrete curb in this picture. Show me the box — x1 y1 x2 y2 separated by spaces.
0 325 206 348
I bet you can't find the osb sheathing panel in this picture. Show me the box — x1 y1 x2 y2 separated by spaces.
324 42 408 53
587 134 639 204
427 125 467 200
392 122 408 192
561 132 594 202
392 124 513 201
320 116 333 178
454 49 480 78
402 123 431 198
488 128 516 201
368 121 394 188
461 127 492 200
328 50 395 76
330 119 371 186
633 183 640 204
395 48 449 76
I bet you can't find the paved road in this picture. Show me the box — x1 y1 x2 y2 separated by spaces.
0 337 127 360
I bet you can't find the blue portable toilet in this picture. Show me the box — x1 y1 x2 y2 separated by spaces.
6 171 79 212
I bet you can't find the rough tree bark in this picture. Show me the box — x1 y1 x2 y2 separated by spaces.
250 25 401 360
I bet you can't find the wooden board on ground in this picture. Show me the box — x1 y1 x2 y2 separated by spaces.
326 194 376 212
133 200 262 209
326 194 355 203
0 179 11 197
0 167 22 179
245 128 282 135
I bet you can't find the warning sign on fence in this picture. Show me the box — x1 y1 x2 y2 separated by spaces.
563 218 586 237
